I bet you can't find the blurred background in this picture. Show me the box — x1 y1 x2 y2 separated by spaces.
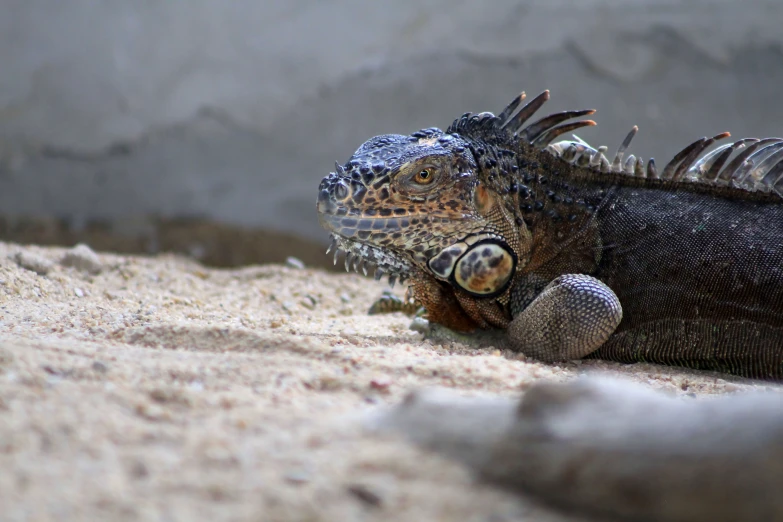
1 0 781 269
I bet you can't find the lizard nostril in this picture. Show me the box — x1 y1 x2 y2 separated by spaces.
317 189 337 214
334 182 349 200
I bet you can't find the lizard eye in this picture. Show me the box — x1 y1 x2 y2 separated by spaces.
396 163 442 195
414 169 434 184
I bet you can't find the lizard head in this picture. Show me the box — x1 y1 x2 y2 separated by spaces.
317 126 524 296
317 90 599 297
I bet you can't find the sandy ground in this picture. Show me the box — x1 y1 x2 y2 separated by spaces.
1 242 779 522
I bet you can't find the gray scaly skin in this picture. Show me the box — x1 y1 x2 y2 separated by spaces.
316 90 783 380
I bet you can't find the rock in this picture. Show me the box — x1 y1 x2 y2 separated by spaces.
13 251 54 275
408 317 430 334
369 376 392 393
1 2 783 248
60 244 103 275
300 294 317 309
367 387 517 470
346 484 382 508
491 379 783 521
91 361 109 373
371 378 783 522
283 469 310 484
285 256 305 270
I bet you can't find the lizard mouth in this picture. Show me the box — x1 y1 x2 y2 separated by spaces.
325 234 413 287
317 175 423 286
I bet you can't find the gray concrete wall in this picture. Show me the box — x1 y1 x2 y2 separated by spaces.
1 0 782 255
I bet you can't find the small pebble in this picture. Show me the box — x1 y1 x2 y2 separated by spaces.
135 402 166 421
283 469 310 484
129 460 149 479
92 361 109 373
60 243 103 275
285 257 305 270
370 376 392 392
13 251 53 276
409 317 430 334
347 484 383 508
340 293 352 303
73 287 84 298
318 375 342 390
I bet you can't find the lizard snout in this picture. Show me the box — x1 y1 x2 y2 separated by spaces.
317 187 338 215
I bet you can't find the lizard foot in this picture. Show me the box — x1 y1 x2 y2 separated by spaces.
508 274 622 362
368 290 423 316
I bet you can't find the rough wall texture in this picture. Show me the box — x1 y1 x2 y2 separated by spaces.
1 0 782 264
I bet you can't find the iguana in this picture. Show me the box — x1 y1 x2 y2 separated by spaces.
316 90 783 380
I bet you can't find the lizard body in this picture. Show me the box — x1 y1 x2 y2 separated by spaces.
316 90 783 380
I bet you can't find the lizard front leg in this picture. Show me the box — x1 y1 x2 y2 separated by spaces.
406 273 481 333
509 274 622 362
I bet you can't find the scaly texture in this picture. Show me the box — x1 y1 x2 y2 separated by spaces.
316 90 783 380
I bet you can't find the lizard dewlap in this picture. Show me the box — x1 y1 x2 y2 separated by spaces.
317 89 783 381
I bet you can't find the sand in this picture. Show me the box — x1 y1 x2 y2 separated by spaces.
0 241 778 522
